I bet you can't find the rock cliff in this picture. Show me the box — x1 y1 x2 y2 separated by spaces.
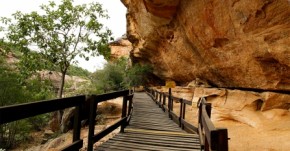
109 35 132 61
122 0 290 90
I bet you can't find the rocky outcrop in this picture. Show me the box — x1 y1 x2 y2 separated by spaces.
109 36 132 61
191 87 290 127
123 0 290 90
39 70 89 95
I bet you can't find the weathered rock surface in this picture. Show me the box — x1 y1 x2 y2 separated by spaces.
109 36 132 61
39 70 89 94
123 0 290 90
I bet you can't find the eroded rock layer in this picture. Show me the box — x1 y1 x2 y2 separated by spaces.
122 0 290 90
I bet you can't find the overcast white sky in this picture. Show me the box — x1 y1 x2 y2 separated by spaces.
0 0 127 72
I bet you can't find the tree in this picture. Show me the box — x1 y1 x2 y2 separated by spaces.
92 57 152 93
0 48 54 149
92 58 126 93
1 0 112 98
125 63 152 88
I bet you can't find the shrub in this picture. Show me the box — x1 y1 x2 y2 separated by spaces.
0 54 54 149
92 57 152 93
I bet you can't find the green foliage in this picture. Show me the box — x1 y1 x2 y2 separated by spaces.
125 63 152 88
66 65 91 78
1 0 112 97
0 54 53 149
92 57 152 93
92 58 126 93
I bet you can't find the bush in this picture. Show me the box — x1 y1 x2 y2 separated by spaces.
0 54 54 149
92 57 152 93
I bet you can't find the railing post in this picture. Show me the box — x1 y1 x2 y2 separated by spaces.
127 96 133 125
168 88 172 119
205 136 210 151
197 98 203 127
120 95 128 133
155 91 158 104
179 99 183 127
87 95 97 151
162 93 166 111
181 100 186 130
72 97 83 142
215 129 228 151
159 92 162 107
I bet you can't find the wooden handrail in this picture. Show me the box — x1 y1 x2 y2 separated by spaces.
145 88 198 133
87 90 133 151
144 87 228 151
197 97 229 151
0 95 85 150
0 90 134 151
0 95 85 124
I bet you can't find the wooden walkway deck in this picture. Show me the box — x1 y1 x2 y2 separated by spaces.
96 92 201 151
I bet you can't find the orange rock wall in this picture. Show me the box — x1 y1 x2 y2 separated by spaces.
122 0 290 90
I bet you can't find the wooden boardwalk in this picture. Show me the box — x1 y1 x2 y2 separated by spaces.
96 92 201 151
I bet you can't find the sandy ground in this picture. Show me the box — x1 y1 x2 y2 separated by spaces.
170 100 290 151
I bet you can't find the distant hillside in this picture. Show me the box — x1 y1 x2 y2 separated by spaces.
1 49 91 96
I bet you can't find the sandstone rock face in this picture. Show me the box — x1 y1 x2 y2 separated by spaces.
39 70 89 95
109 36 132 61
123 0 290 90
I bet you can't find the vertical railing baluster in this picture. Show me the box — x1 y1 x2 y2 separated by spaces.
182 100 186 130
168 88 172 119
162 93 166 111
72 97 83 142
159 92 162 107
87 95 97 151
179 99 183 127
120 95 128 133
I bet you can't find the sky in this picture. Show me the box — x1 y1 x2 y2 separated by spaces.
0 0 127 72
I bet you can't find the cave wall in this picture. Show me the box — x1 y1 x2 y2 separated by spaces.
122 0 290 90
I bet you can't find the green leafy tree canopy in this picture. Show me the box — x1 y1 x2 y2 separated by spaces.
1 0 112 98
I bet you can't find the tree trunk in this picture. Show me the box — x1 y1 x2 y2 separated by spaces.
50 70 67 132
58 71 66 98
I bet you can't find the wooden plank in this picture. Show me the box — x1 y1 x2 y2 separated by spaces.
94 90 129 103
0 95 85 124
109 137 200 149
127 125 182 132
111 136 200 146
183 99 192 105
115 134 199 143
97 145 143 151
124 129 198 138
101 140 200 151
114 134 200 144
198 124 205 149
181 118 198 133
61 140 83 151
92 117 127 142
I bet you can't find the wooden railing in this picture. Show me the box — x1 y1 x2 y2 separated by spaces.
197 97 228 151
145 88 198 133
87 90 133 151
0 90 133 151
145 88 228 151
